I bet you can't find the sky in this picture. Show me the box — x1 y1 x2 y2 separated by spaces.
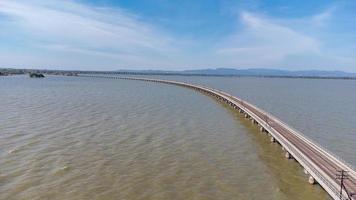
0 0 355 72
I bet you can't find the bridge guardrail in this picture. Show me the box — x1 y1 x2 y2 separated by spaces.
205 88 350 200
80 75 355 199
209 87 356 174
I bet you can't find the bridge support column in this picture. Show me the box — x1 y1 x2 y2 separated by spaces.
304 169 309 175
270 137 275 143
244 114 249 118
285 152 292 159
251 119 257 124
260 127 265 132
308 176 315 185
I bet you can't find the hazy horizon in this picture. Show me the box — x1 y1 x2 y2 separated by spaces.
3 67 356 74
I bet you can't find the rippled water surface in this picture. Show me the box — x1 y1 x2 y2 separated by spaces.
0 75 341 200
144 75 356 167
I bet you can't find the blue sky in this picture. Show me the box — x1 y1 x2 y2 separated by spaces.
0 0 355 71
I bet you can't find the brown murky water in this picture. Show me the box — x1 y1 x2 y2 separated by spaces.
145 75 356 168
0 75 332 199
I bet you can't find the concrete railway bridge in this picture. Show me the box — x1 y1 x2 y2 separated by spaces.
80 75 356 200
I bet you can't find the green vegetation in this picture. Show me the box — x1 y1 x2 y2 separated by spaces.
29 73 45 78
0 71 8 76
1 67 356 80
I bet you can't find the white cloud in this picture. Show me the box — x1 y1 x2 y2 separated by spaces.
0 1 355 71
310 8 334 27
216 11 320 67
0 0 179 69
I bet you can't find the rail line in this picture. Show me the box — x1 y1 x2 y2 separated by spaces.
80 75 356 200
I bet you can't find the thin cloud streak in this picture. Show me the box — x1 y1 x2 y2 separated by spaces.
0 0 179 69
0 0 355 71
212 11 356 72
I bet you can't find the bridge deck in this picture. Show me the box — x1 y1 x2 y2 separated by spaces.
81 75 356 200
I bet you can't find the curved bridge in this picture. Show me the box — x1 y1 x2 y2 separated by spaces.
81 75 356 200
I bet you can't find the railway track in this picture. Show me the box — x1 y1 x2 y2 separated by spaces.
79 75 356 200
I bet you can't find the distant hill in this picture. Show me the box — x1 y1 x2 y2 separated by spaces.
2 67 356 79
116 68 356 78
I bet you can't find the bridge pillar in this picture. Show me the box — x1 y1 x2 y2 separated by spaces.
285 152 292 159
304 169 309 175
260 127 265 132
308 176 316 185
244 114 249 118
270 137 275 143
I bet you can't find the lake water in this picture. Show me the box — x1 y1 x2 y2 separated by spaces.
143 75 356 167
1 75 354 200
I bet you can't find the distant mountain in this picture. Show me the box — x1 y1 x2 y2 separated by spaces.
116 68 356 78
2 67 356 78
